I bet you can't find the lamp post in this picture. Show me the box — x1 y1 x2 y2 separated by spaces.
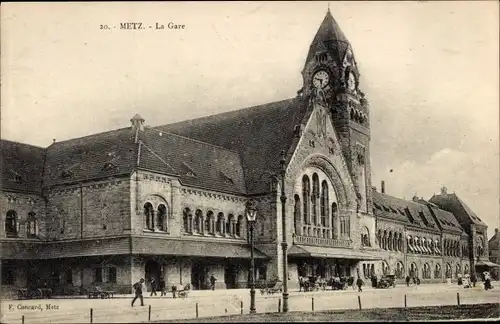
246 202 257 314
279 150 289 312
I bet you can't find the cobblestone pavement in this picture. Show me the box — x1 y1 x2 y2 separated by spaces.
1 282 499 324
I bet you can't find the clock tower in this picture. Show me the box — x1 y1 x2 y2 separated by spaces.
300 9 373 215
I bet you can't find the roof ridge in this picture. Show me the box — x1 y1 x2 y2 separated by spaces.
145 126 241 155
161 97 297 127
48 126 131 146
138 141 179 175
1 139 46 150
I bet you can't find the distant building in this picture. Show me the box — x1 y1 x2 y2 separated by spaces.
488 228 500 279
0 10 493 297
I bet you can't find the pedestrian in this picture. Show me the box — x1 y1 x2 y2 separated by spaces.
412 277 417 285
159 277 166 296
416 277 421 285
210 274 217 291
484 272 492 290
131 278 145 307
356 277 364 292
150 278 157 296
405 275 410 287
471 273 477 288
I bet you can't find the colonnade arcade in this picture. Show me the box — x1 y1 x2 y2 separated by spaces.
182 208 245 238
292 167 350 239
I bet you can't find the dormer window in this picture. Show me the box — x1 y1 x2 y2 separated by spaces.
182 162 197 177
103 162 117 171
10 170 23 183
61 170 73 178
220 171 234 185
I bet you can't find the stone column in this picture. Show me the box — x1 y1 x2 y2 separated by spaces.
334 213 340 239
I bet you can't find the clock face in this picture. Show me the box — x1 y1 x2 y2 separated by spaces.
312 70 329 88
347 72 357 90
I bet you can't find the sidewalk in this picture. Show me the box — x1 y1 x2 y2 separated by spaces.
49 281 489 300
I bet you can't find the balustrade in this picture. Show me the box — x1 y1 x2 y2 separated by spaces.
294 234 352 248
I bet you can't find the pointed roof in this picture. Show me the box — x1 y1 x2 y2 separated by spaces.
430 193 487 227
306 10 350 65
0 140 46 194
160 96 310 194
130 113 145 122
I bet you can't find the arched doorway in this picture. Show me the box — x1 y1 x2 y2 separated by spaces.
145 260 162 291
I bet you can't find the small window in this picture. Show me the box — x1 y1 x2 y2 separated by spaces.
61 170 73 178
108 267 117 283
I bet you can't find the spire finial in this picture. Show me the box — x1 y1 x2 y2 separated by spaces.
328 2 330 12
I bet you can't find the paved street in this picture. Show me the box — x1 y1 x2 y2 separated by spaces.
1 283 499 324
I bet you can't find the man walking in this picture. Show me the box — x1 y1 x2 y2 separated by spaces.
131 278 145 307
159 277 166 296
405 275 410 287
210 274 217 291
356 277 364 292
150 278 158 296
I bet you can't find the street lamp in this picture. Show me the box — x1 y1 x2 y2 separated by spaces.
279 150 289 312
246 201 258 314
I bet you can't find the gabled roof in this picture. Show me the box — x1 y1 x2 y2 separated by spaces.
43 128 139 187
372 190 441 232
137 128 246 194
160 96 310 194
305 10 351 65
0 140 46 194
430 193 487 227
489 230 499 251
418 199 464 234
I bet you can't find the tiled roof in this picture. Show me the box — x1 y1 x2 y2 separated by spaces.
430 193 487 227
372 190 441 231
160 97 310 194
489 231 499 251
423 203 464 234
138 129 246 194
43 128 139 187
306 10 351 65
0 140 46 194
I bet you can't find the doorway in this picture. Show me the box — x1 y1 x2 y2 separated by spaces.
225 263 237 289
145 260 162 290
191 262 207 290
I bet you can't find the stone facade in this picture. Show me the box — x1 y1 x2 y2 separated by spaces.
0 10 490 298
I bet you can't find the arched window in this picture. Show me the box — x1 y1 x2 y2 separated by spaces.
157 204 167 232
415 237 420 253
434 263 441 278
227 214 235 237
236 215 244 237
183 208 192 234
361 226 370 247
395 261 405 279
445 263 452 279
331 202 338 229
382 260 390 275
194 210 203 234
377 229 382 246
455 264 461 279
26 212 38 238
477 237 485 257
382 231 387 250
216 213 224 235
312 173 320 225
206 211 215 235
144 203 154 230
302 175 310 224
410 262 418 278
423 263 431 279
320 181 329 226
294 194 301 234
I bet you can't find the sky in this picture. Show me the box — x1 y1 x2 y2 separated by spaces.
1 1 499 237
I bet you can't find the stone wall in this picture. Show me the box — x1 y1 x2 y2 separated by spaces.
0 191 46 239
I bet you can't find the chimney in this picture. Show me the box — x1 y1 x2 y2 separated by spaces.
381 180 385 194
441 186 448 196
130 113 145 132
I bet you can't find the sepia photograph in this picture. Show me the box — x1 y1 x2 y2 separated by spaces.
1 1 499 323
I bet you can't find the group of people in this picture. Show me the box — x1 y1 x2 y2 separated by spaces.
459 272 494 290
405 276 421 286
131 274 218 307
